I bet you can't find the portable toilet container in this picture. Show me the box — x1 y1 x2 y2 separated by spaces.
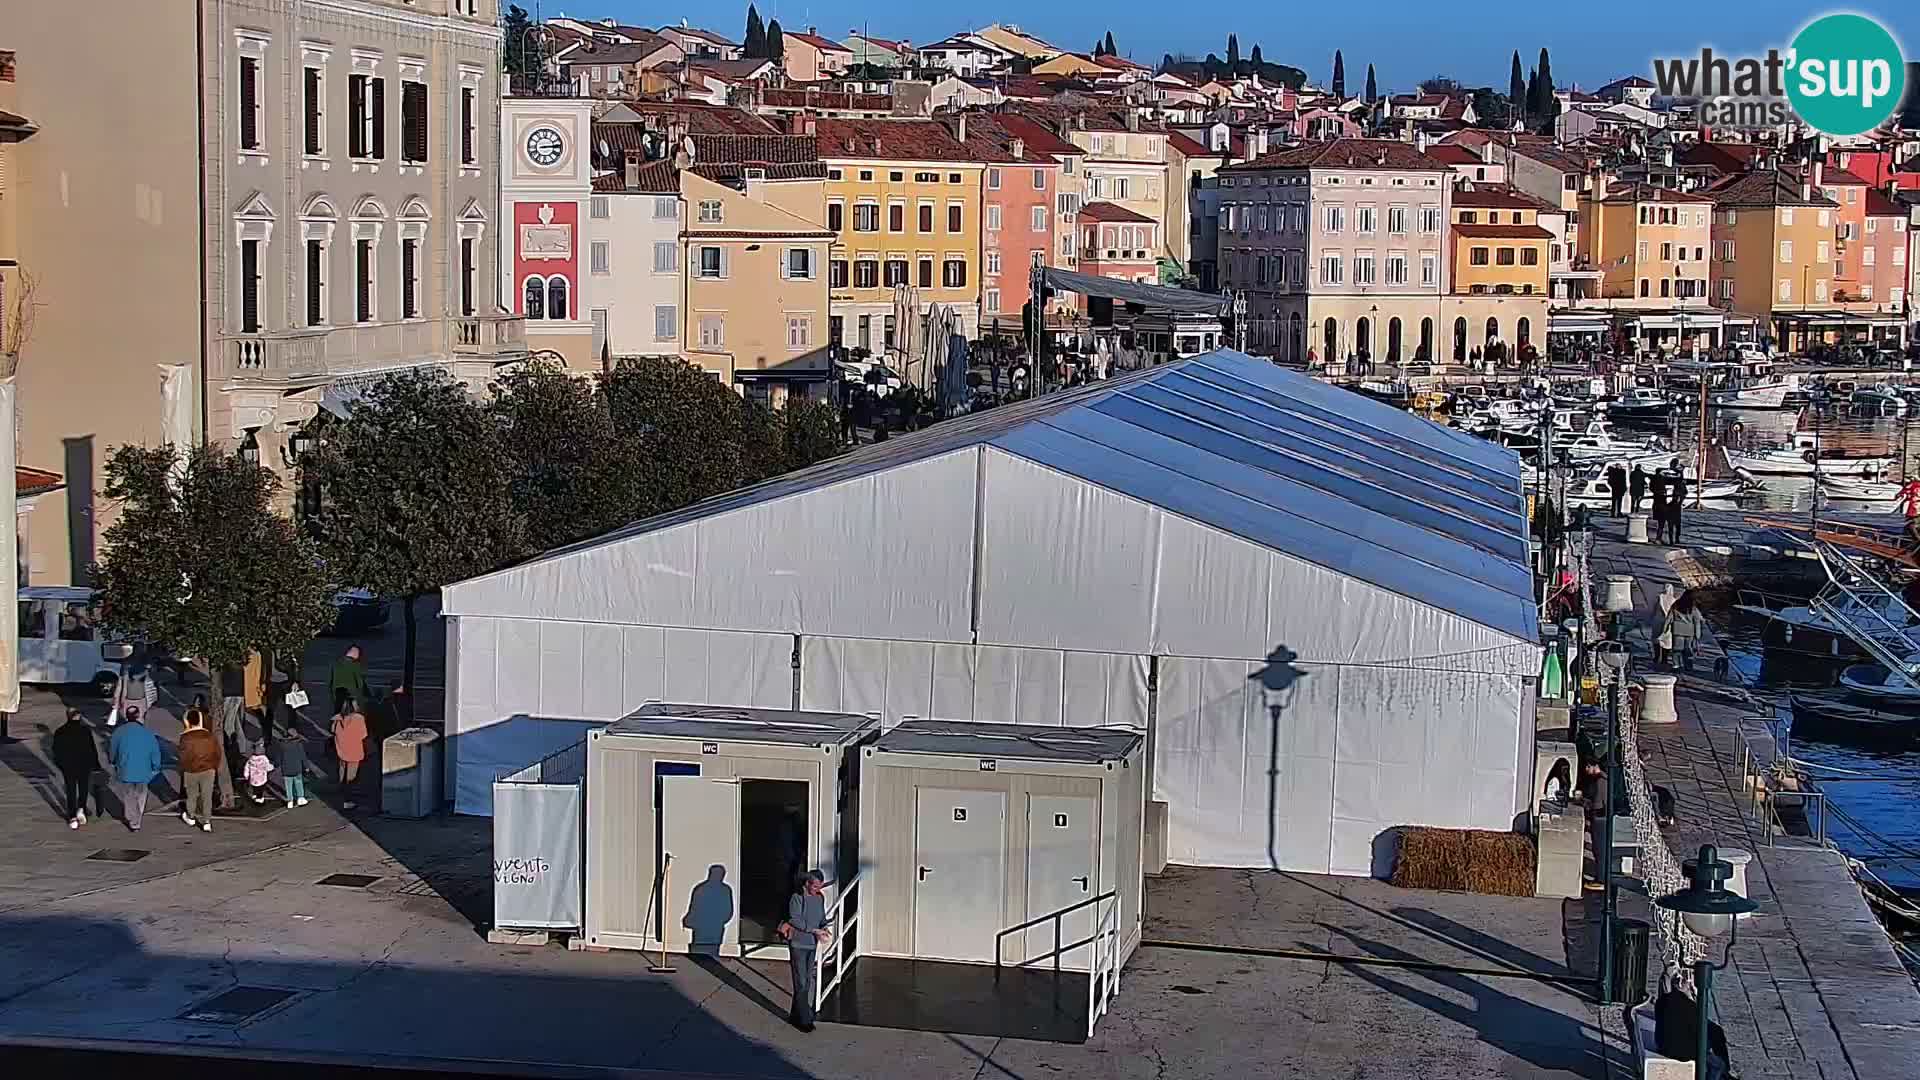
854 720 1146 973
583 703 879 957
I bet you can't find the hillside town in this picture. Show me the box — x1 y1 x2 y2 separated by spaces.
5 4 1920 1079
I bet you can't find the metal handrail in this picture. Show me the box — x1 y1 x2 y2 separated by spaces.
1085 895 1120 1040
813 873 862 1012
993 889 1118 974
1807 540 1920 689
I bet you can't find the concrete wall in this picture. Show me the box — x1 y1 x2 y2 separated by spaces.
597 190 682 357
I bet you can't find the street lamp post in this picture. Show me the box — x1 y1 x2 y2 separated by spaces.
1657 845 1760 1080
1594 638 1631 1003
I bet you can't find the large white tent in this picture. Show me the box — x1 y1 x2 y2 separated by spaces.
441 350 1541 876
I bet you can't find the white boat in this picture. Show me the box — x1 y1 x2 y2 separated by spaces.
1709 360 1797 410
1839 660 1920 707
1557 462 1741 510
1732 591 1920 658
1721 435 1893 478
1849 385 1909 413
1819 475 1909 502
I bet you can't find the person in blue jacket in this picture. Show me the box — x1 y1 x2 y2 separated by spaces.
108 705 163 832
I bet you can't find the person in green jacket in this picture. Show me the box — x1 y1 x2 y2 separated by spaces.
329 645 370 718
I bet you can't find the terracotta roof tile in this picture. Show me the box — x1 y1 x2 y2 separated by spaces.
1424 144 1482 166
1452 223 1555 239
1599 181 1717 204
1077 200 1155 223
1452 185 1555 211
16 466 62 498
814 118 980 162
1707 170 1838 208
982 113 1082 158
1864 187 1906 217
783 31 851 53
1222 138 1451 172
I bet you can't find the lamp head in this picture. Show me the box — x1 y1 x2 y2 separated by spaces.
1657 844 1758 939
1594 640 1630 672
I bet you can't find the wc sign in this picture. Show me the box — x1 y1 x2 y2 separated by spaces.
1651 13 1906 136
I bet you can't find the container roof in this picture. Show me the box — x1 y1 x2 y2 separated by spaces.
872 720 1143 764
605 703 879 747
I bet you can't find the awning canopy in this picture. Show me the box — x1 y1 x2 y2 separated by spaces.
1040 266 1232 314
1547 314 1611 333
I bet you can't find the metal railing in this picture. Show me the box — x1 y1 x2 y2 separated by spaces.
992 889 1118 974
813 872 862 1012
1807 539 1920 690
1086 894 1121 1040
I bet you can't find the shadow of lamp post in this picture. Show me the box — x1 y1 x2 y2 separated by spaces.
1593 638 1630 1003
1657 844 1759 1079
1252 646 1309 872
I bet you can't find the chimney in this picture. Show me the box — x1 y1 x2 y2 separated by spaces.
1415 129 1428 153
807 25 817 36
1812 157 1825 191
957 112 968 143
804 113 817 137
624 150 641 190
1012 137 1024 159
1126 110 1140 131
870 135 881 154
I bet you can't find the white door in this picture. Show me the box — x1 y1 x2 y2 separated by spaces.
1024 795 1098 969
911 787 1006 962
659 775 740 955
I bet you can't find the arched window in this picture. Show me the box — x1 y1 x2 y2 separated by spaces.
1485 316 1500 343
1419 317 1434 361
1518 317 1533 346
1354 316 1371 358
1323 317 1338 360
1452 317 1467 361
546 276 569 320
1387 317 1403 364
524 276 545 319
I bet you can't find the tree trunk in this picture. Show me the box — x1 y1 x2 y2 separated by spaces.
401 593 418 696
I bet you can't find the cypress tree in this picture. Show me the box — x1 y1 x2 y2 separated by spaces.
1103 31 1117 57
1250 43 1263 68
1227 34 1240 69
1535 47 1556 128
1331 50 1345 97
1365 63 1377 104
766 19 784 64
744 5 765 58
1509 51 1526 121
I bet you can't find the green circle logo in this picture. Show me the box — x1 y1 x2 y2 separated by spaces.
1787 14 1906 137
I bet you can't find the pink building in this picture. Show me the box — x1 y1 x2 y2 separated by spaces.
1862 187 1909 312
1077 201 1160 298
966 115 1061 327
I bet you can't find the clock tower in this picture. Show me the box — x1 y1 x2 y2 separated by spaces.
500 94 595 369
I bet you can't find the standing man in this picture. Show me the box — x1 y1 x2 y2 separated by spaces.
1606 462 1629 517
1648 470 1672 544
218 662 248 798
1667 468 1689 544
1578 756 1610 893
52 708 102 829
779 869 833 1032
107 705 162 832
177 707 221 833
330 645 371 720
1629 464 1648 514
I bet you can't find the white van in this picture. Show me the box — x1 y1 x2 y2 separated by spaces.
17 586 128 693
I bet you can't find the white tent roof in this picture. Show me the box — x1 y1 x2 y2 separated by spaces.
447 350 1536 651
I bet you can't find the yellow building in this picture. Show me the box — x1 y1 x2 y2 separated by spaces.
1706 171 1844 350
1577 181 1715 305
816 118 984 360
680 170 834 403
1445 185 1552 361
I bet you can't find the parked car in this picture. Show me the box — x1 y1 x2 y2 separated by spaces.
17 586 129 695
325 589 390 637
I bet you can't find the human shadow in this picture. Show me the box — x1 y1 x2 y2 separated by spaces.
1324 924 1615 1077
1248 644 1310 873
692 954 791 1022
685 864 736 957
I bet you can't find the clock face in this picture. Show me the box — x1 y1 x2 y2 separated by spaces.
526 126 565 167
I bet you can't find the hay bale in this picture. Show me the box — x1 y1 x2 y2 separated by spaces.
1389 826 1536 897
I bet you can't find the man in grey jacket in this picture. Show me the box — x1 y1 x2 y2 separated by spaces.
779 870 832 1032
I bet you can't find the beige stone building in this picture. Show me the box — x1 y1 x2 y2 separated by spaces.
5 1 521 586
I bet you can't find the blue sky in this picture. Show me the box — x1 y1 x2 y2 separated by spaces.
529 1 1920 92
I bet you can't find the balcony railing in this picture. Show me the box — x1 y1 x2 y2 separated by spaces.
227 315 527 380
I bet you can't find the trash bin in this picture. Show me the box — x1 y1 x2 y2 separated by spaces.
381 727 442 818
1612 917 1650 1004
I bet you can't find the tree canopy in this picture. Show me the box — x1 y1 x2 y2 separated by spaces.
744 5 766 58
94 444 334 676
1227 34 1240 68
1331 49 1345 97
1365 64 1378 103
1103 31 1117 57
1509 51 1527 120
502 5 540 86
766 19 785 64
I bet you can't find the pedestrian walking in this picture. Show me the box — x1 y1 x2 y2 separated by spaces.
1606 463 1629 516
1665 592 1705 672
779 869 833 1032
330 644 370 719
1629 464 1648 513
177 707 220 833
107 705 162 832
274 721 310 808
52 708 102 829
243 744 276 804
332 695 369 810
1578 757 1611 893
1667 471 1688 543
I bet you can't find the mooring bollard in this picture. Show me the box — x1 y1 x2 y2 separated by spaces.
1604 575 1635 613
1638 674 1678 724
1627 512 1650 544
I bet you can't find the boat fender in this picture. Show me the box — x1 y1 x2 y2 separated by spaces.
1803 449 1817 465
